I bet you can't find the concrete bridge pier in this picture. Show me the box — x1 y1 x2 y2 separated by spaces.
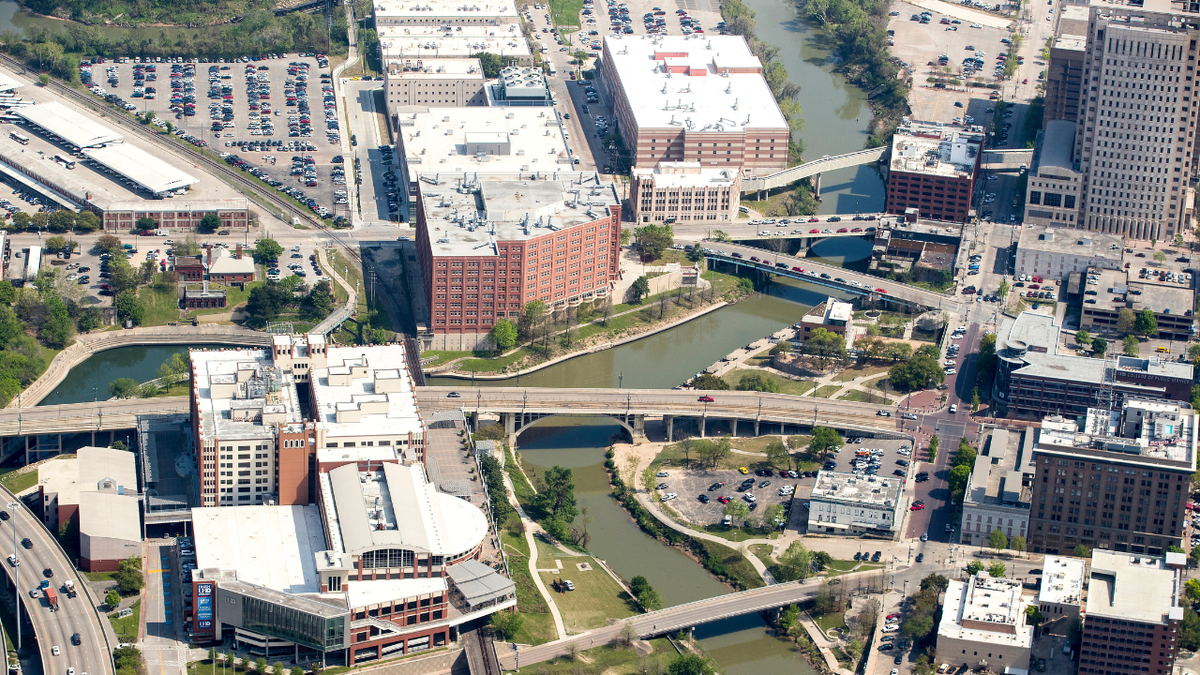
628 413 646 440
501 412 517 447
664 415 674 443
812 172 822 202
731 418 737 437
754 419 760 436
699 413 707 438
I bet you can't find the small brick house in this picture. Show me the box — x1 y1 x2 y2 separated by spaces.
184 287 227 309
206 246 255 286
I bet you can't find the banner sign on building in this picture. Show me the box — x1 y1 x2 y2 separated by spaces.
197 583 214 629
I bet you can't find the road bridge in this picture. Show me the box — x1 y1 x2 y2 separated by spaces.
0 486 116 675
496 574 859 669
675 216 887 252
701 242 963 314
0 398 189 453
741 147 887 196
414 387 910 445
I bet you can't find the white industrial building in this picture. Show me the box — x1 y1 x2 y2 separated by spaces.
937 573 1034 673
806 471 902 536
1037 556 1086 623
82 143 198 196
16 101 123 149
1015 225 1122 279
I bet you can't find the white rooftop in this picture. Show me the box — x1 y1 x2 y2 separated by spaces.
397 106 569 180
1038 556 1086 607
374 0 518 21
810 471 901 507
1087 549 1183 624
0 69 22 92
83 143 199 195
889 120 982 179
310 345 426 444
322 462 488 559
346 577 448 609
39 446 138 506
386 57 486 78
191 347 303 442
379 24 529 59
417 171 619 257
16 101 123 148
939 574 1033 649
1037 397 1196 466
1017 226 1121 261
630 162 738 188
601 34 787 133
207 247 255 276
193 504 328 594
79 491 142 543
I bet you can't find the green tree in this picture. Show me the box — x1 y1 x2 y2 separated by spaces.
1092 337 1108 358
75 211 101 233
1073 544 1091 558
667 654 714 675
255 658 267 674
198 213 221 233
988 562 1007 578
135 216 158 231
765 439 789 469
763 502 785 528
489 318 518 351
1182 607 1200 651
971 387 980 413
114 556 144 594
1185 578 1200 604
1074 329 1091 349
1154 250 1168 263
535 466 578 523
692 373 729 390
633 223 674 260
770 341 793 355
628 575 663 611
928 434 938 462
38 296 72 348
113 291 145 325
138 383 159 398
774 541 815 582
105 589 121 608
997 278 1009 300
109 377 140 399
800 327 847 360
1123 334 1141 356
889 352 945 391
808 426 843 459
1025 605 1045 628
1117 307 1137 334
254 239 284 262
1011 536 1026 556
737 371 780 393
631 275 651 303
0 281 14 305
953 437 977 469
489 611 524 640
245 282 292 327
965 560 985 575
305 279 335 318
1135 308 1158 337
44 235 67 253
990 528 1008 552
722 499 750 527
470 52 511 78
948 465 972 503
698 435 733 468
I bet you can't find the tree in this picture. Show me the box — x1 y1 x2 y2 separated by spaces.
1123 334 1140 356
1154 250 1168 263
628 576 662 611
722 499 749 526
762 503 785 529
109 377 140 399
38 296 72 348
997 277 1009 300
254 238 284 262
47 210 75 232
114 291 145 325
692 373 729 390
305 279 335 319
808 426 843 459
535 466 578 523
1073 544 1091 558
633 223 674 260
1182 607 1200 652
255 658 267 674
114 556 144 594
928 434 938 462
1025 605 1045 628
990 528 1008 552
774 541 815 582
667 654 714 675
1011 536 1026 556
770 341 793 355
1074 329 1091 349
96 234 124 254
245 282 292 327
1136 308 1158 337
971 387 980 413
489 611 524 640
138 383 159 398
631 275 651 303
765 439 789 469
920 574 949 593
105 589 121 608
965 560 985 575
489 318 518 351
135 217 158 231
198 213 221 233
75 211 101 233
113 646 145 675
800 327 847 360
948 465 971 503
1117 307 1137 334
1092 337 1108 358
988 561 1007 577
737 372 780 393
889 352 945 391
470 52 511 78
1185 578 1200 605
44 235 68 253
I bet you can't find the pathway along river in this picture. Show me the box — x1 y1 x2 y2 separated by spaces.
517 418 817 675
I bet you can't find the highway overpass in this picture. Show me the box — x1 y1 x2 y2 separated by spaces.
0 486 116 675
701 242 963 314
0 399 189 438
741 147 888 195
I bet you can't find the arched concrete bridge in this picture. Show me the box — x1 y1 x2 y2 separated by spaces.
742 147 888 195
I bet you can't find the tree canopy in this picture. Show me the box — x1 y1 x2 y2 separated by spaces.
489 319 518 351
254 238 284 262
808 426 843 458
633 223 674 260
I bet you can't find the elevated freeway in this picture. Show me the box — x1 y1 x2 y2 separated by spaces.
0 486 116 675
741 147 887 195
0 398 189 438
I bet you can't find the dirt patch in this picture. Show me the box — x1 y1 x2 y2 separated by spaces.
633 640 655 657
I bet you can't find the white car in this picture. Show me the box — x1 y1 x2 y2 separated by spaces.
661 493 677 502
52 646 60 656
882 625 900 633
656 471 669 478
949 404 958 413
945 368 957 375
897 449 911 456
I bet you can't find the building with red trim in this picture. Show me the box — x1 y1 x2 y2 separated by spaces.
415 172 621 351
598 34 790 173
884 121 982 224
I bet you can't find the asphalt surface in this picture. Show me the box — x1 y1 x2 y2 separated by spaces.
0 493 114 675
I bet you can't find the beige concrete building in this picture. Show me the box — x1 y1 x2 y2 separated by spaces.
1080 550 1186 675
384 58 487 110
1036 555 1086 623
1014 224 1121 279
629 162 740 224
936 574 1033 673
958 428 1031 547
1023 121 1084 229
807 471 903 536
799 296 853 340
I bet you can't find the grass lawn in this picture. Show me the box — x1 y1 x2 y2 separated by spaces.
183 281 261 318
0 469 37 494
108 599 141 642
538 557 636 630
825 561 883 577
834 364 893 381
730 436 784 455
751 544 776 567
837 389 890 404
138 281 181 327
500 529 557 645
813 385 841 398
720 369 815 397
692 523 780 543
548 0 584 27
691 538 765 590
812 609 846 635
533 638 677 674
85 571 116 582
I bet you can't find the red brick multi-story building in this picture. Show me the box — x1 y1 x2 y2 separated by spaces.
415 172 622 351
884 121 982 224
94 199 250 232
1079 550 1185 675
598 34 790 173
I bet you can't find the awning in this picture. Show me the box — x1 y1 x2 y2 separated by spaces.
820 521 851 530
446 560 515 607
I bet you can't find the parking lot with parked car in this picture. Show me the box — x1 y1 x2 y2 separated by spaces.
652 466 803 527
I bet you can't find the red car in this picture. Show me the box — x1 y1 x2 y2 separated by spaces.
750 256 760 262
810 229 820 234
792 267 804 273
851 227 863 232
717 495 731 504
887 613 900 620
875 288 888 294
698 395 715 402
910 503 925 511
836 227 848 233
808 217 819 222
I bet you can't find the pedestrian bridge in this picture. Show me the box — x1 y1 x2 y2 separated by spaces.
742 147 888 195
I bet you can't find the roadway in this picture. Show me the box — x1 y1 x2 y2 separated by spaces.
0 399 190 437
700 242 965 313
0 488 114 675
671 216 885 244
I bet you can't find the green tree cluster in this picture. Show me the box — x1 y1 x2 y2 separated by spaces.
800 327 847 360
254 238 284 262
114 556 144 594
534 466 579 541
113 645 146 675
478 455 513 527
808 426 843 460
773 541 815 582
633 223 674 260
900 574 946 643
737 371 780 393
692 373 730 390
947 437 977 503
628 575 663 611
888 344 945 392
489 318 518 351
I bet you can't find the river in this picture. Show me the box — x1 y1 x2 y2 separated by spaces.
517 418 816 675
37 343 237 406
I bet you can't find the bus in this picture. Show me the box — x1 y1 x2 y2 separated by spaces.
9 131 28 145
54 153 75 169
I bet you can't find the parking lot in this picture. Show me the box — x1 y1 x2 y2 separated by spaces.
80 55 350 223
654 467 801 527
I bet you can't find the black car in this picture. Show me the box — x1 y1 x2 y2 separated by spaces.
741 478 755 487
0 511 7 521
708 482 724 491
44 567 52 577
698 494 710 503
895 655 904 665
71 633 81 646
893 469 906 477
872 551 882 562
21 538 31 549
915 553 924 563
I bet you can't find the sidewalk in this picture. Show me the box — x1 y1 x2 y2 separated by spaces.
500 472 567 640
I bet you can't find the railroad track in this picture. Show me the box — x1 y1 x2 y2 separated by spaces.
0 54 363 264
